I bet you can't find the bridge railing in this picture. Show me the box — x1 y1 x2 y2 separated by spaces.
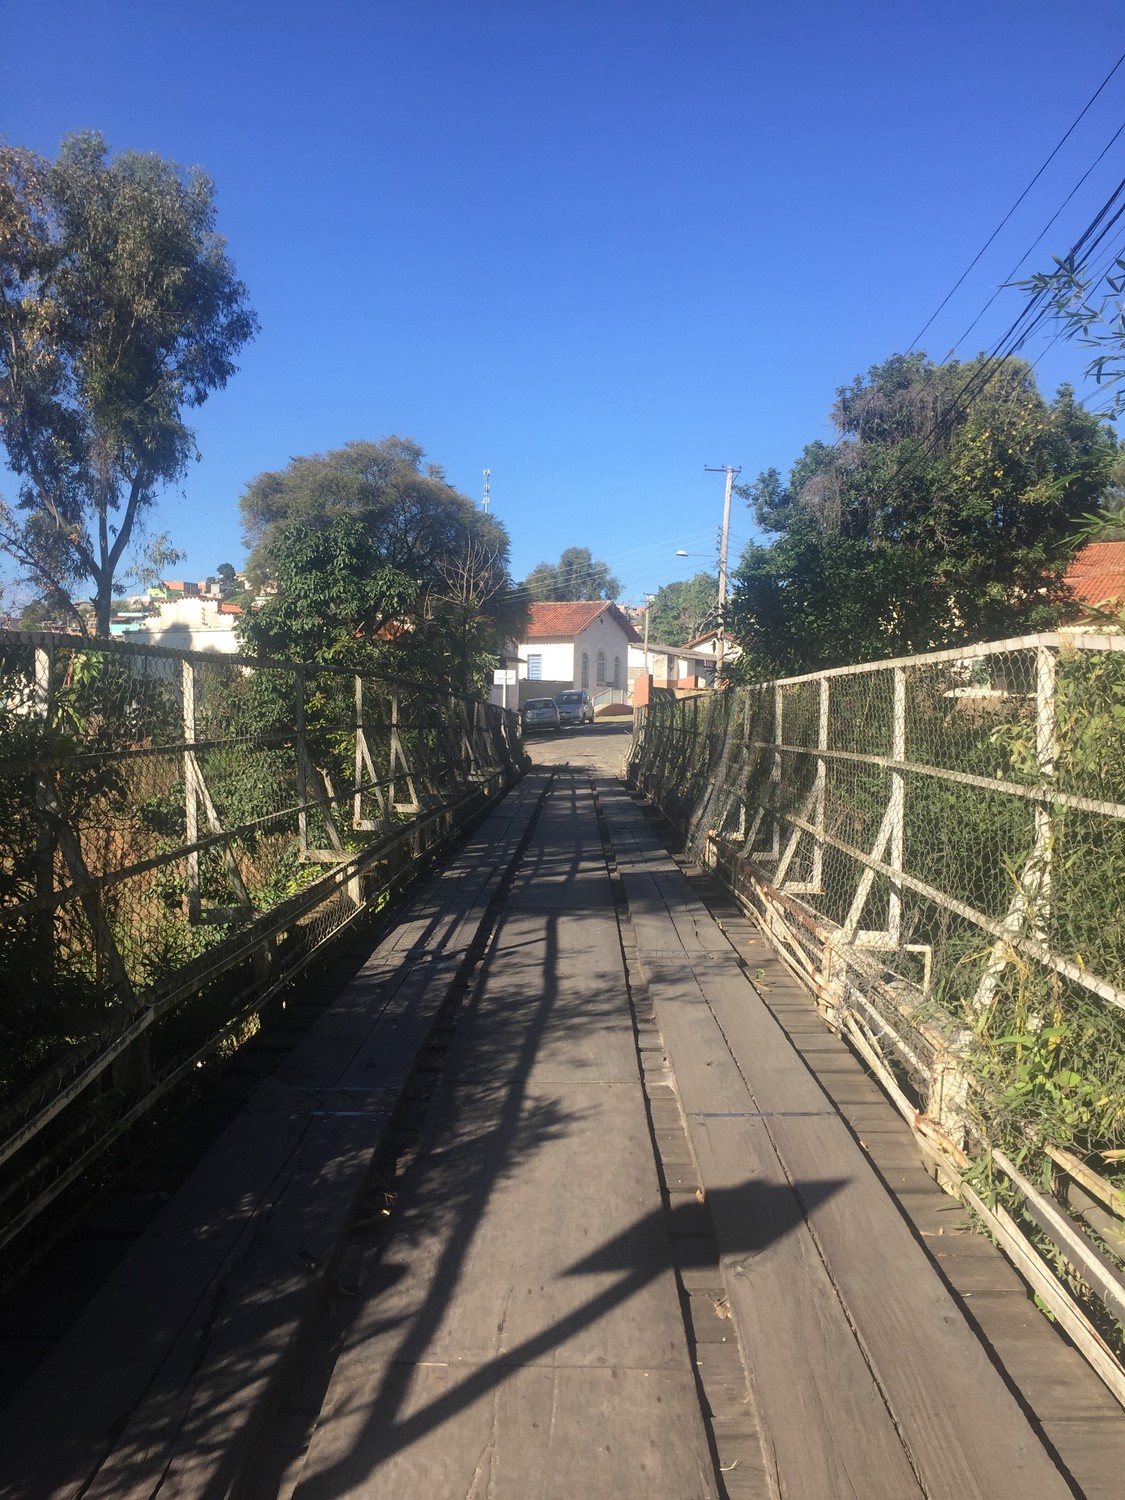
629 631 1125 1397
0 630 521 1264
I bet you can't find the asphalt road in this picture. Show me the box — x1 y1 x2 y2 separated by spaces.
520 717 636 778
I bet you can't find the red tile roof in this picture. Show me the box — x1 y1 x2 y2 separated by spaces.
526 601 639 641
1064 542 1125 614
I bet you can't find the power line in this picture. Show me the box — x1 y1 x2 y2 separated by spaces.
499 527 725 606
831 177 1125 523
950 117 1125 356
907 48 1125 355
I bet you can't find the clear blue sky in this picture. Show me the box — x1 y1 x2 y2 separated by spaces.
4 1 1124 606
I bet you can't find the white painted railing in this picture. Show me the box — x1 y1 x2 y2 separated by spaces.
629 631 1125 1402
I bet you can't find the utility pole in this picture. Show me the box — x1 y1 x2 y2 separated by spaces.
705 464 740 683
482 469 491 514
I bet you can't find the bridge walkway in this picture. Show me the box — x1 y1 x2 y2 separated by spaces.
0 728 1121 1497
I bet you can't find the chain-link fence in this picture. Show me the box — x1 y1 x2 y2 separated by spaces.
0 630 521 1262
629 631 1125 1396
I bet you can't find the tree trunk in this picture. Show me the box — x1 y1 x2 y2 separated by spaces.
94 577 113 637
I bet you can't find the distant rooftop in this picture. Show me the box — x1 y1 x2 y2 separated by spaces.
525 601 639 641
1064 541 1125 615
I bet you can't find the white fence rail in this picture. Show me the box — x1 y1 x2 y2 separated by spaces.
629 631 1125 1401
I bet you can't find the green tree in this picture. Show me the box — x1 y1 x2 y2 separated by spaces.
237 516 420 665
727 353 1116 678
17 593 68 630
522 546 621 601
645 571 718 645
1090 443 1125 539
239 439 525 692
1018 252 1125 416
0 132 257 634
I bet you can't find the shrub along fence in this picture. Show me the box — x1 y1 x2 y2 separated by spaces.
629 630 1125 1401
0 630 521 1265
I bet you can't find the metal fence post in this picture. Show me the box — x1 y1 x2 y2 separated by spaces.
973 642 1058 1010
1032 641 1058 940
182 659 201 923
33 644 55 968
811 674 828 892
295 666 309 860
888 665 906 945
770 683 784 861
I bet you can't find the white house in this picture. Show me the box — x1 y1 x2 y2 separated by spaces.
627 628 742 695
118 596 244 654
502 601 638 707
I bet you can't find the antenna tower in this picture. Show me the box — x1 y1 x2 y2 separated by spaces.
482 469 491 514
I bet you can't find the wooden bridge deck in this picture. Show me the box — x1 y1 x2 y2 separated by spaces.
0 727 1122 1497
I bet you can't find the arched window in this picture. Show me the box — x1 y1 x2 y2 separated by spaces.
596 649 606 687
613 655 621 689
580 652 589 690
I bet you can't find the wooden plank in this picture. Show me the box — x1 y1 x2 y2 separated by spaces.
294 1365 717 1500
696 962 1080 1498
599 783 1074 1500
84 1104 395 1500
289 770 718 1499
0 773 548 1500
654 996 924 1497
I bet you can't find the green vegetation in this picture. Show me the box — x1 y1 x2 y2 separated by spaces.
645 571 718 645
0 132 257 634
521 545 621 602
726 352 1116 678
239 437 524 694
1019 251 1125 418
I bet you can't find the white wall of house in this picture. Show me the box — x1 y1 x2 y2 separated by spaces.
520 638 575 686
627 641 711 683
518 619 632 693
498 605 636 709
573 615 630 692
121 597 243 654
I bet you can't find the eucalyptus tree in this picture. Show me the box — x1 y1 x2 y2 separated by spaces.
522 546 621 601
645 572 719 645
0 132 257 633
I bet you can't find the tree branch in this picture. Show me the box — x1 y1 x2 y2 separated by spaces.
0 504 87 634
106 471 148 575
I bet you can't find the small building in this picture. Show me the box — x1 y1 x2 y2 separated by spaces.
628 628 741 696
118 597 244 653
501 601 638 708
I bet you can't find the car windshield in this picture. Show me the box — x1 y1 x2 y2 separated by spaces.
557 693 581 703
525 699 555 710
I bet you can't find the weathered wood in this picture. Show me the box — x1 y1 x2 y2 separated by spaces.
600 782 1075 1500
627 963 924 1499
0 774 548 1500
290 774 718 1499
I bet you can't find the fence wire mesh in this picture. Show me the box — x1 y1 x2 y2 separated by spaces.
629 631 1125 1379
0 630 521 1259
